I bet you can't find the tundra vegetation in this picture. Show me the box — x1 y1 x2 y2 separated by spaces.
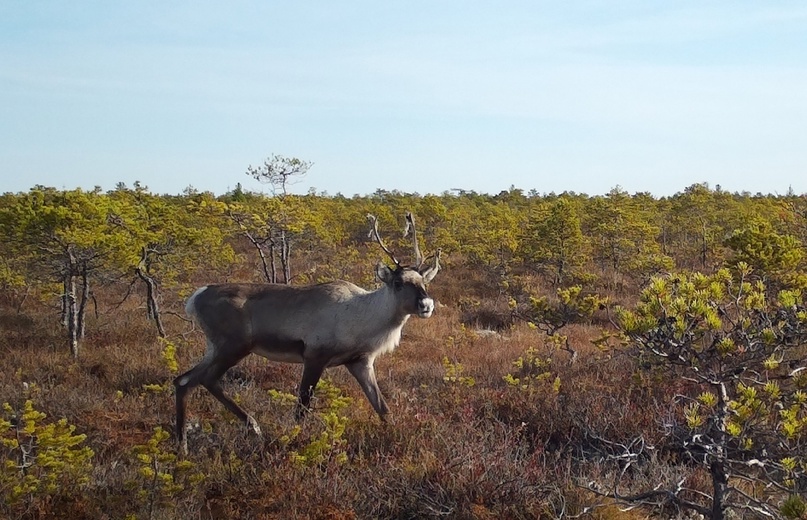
0 181 806 519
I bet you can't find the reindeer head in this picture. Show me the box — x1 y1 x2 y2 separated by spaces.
368 213 441 318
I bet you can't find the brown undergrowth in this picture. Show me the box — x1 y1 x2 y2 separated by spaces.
0 267 692 520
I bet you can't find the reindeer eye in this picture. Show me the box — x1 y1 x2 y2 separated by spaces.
393 279 403 291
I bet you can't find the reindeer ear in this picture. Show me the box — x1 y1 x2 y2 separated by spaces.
375 262 395 284
419 248 441 284
420 265 438 284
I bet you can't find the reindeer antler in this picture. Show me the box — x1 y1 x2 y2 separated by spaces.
367 214 400 267
430 248 441 271
403 212 423 269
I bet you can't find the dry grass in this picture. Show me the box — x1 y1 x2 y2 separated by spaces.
0 267 705 520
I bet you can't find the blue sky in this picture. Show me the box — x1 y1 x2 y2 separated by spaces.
2 2 806 196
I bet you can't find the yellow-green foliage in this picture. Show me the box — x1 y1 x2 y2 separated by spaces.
142 339 181 395
519 196 588 285
441 325 478 388
267 389 303 447
159 338 179 375
0 398 94 512
725 217 805 287
514 285 606 336
620 265 764 341
618 266 807 507
780 494 807 520
442 357 475 387
0 258 26 289
503 345 560 393
779 398 807 441
445 323 478 350
127 426 204 519
268 379 352 468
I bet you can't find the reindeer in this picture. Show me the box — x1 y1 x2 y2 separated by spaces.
175 212 440 453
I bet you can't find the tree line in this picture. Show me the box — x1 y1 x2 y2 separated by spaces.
1 181 805 356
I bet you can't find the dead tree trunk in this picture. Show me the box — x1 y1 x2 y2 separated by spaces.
269 238 278 284
709 382 730 520
66 273 79 358
61 276 69 328
280 229 291 284
77 266 90 340
137 247 166 338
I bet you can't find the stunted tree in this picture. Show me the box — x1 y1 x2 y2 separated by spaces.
246 154 312 197
520 197 588 285
243 154 313 283
585 187 672 290
452 198 519 270
586 265 807 519
724 217 806 291
510 285 605 362
228 196 285 284
0 188 114 357
665 183 728 270
107 185 234 337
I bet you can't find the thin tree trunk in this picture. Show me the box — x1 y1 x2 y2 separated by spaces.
77 266 89 339
15 286 29 314
269 240 277 284
255 241 272 283
700 219 708 269
137 267 166 338
61 276 69 327
66 275 79 358
137 247 166 338
232 214 274 283
710 382 729 520
280 229 291 284
555 252 566 286
244 230 272 283
63 247 80 358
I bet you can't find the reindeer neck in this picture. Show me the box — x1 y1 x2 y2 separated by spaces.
359 284 411 325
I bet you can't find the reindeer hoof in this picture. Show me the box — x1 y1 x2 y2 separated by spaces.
294 404 311 421
247 416 262 437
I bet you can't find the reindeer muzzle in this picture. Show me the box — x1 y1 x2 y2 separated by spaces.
417 297 435 318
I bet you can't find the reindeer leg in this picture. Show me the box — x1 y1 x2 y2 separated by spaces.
201 359 261 437
346 357 389 419
295 359 326 420
204 382 262 437
174 361 211 454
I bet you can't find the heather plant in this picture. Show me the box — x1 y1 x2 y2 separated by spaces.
441 323 478 389
0 394 94 518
